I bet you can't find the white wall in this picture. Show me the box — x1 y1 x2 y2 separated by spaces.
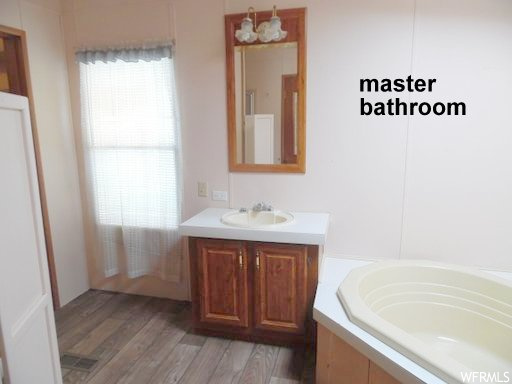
59 0 512 305
0 0 89 305
187 0 512 272
225 0 414 262
400 0 512 268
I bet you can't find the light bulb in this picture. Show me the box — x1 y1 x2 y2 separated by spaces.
235 17 257 43
268 16 287 41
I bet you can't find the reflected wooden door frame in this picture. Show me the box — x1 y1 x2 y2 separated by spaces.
0 24 60 309
281 74 298 164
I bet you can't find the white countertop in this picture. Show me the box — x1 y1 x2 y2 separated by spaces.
314 257 512 384
179 208 329 245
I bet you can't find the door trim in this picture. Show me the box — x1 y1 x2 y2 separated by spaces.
281 74 299 164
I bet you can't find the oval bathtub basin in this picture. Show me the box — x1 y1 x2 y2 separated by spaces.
338 260 512 384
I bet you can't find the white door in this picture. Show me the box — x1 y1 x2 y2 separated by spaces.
0 92 62 384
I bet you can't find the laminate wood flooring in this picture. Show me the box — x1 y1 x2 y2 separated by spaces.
55 290 315 384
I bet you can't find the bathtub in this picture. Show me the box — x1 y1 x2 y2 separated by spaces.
338 260 512 384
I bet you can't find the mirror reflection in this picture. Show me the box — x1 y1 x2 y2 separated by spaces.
234 42 298 165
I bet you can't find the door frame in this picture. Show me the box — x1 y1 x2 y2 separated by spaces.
0 24 59 308
281 74 298 164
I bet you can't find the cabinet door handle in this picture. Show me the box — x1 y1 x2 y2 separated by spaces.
255 250 260 270
239 249 243 269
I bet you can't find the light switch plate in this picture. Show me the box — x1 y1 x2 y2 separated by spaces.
198 181 208 197
212 190 228 201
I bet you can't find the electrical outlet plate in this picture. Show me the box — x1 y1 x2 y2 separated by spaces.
198 181 208 197
212 190 228 201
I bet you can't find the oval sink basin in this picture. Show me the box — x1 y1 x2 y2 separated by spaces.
221 210 294 228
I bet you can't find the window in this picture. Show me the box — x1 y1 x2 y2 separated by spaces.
79 50 181 230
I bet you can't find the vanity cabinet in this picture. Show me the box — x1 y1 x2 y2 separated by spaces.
253 243 307 334
195 238 249 328
189 237 318 345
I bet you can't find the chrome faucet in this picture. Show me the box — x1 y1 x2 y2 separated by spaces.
252 202 273 212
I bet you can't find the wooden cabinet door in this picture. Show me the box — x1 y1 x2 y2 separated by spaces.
196 238 249 327
253 243 308 333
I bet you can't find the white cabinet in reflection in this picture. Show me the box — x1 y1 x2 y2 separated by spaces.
244 114 274 164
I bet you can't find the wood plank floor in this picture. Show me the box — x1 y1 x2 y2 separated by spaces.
56 290 315 384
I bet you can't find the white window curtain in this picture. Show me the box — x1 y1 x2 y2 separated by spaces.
77 45 182 282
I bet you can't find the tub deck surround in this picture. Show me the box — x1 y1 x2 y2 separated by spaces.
314 258 449 384
339 260 512 384
314 258 512 384
180 208 330 244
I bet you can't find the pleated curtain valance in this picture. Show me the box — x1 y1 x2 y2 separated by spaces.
75 44 173 64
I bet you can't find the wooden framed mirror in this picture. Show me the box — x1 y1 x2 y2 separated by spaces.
225 8 306 173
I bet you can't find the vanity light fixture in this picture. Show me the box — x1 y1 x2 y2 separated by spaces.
235 5 288 43
235 7 258 43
